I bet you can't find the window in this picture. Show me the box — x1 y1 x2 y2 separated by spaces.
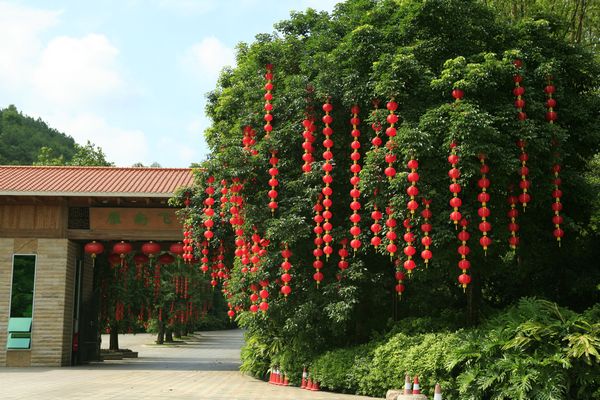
7 255 36 349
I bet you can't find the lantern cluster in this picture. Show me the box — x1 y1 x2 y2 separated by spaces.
385 206 397 257
313 195 324 285
477 155 492 254
384 100 398 179
338 238 349 273
545 78 564 245
219 179 229 222
395 260 406 297
420 200 432 266
203 176 216 241
402 218 416 274
200 240 210 273
321 101 334 259
242 125 258 155
259 280 269 312
349 105 362 252
280 244 292 297
370 204 383 248
457 218 472 290
301 116 316 173
264 64 278 213
448 141 462 227
402 158 420 274
507 188 520 250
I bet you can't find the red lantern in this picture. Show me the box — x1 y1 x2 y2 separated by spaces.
321 100 334 259
313 195 324 286
280 244 292 297
113 241 132 259
513 60 531 210
546 76 564 246
338 238 349 274
394 263 406 297
169 242 184 256
420 199 432 266
457 218 471 291
448 140 461 228
507 190 520 250
385 206 397 257
477 155 492 254
84 241 104 259
264 64 279 213
349 105 362 252
370 199 383 248
301 116 316 173
158 253 175 265
141 241 161 258
384 100 398 180
203 176 216 241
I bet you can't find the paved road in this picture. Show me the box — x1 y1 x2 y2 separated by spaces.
0 329 380 400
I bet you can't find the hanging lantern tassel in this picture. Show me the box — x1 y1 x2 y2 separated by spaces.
478 155 492 255
385 206 397 259
349 105 362 253
384 100 398 180
313 195 325 286
545 77 564 246
322 100 334 260
420 200 432 266
457 218 471 292
84 240 104 268
280 244 292 297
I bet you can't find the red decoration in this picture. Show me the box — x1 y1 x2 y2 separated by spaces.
477 155 492 254
280 244 292 297
301 116 316 173
420 199 432 266
338 238 349 273
546 76 564 246
242 126 258 156
322 100 334 259
113 241 132 268
395 263 406 297
349 105 362 252
313 195 324 285
370 203 383 248
448 141 462 228
513 60 531 210
169 242 184 257
203 176 216 242
457 218 471 291
402 218 416 275
385 206 397 257
507 188 520 250
384 100 398 179
84 241 104 259
141 241 161 258
182 224 194 263
264 64 278 213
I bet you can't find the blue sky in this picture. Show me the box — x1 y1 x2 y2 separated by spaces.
0 0 338 167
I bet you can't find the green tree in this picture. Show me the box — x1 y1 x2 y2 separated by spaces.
178 0 599 389
69 141 114 166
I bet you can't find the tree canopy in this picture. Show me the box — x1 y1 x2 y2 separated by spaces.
179 0 600 395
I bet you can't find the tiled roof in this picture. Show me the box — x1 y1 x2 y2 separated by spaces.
0 166 194 197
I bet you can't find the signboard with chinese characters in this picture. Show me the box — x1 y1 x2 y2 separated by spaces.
90 208 181 233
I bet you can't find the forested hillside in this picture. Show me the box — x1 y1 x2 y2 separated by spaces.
0 105 112 166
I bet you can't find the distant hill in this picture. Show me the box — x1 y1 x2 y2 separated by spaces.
0 105 112 166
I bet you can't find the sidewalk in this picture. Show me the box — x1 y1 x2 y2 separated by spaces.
0 329 380 400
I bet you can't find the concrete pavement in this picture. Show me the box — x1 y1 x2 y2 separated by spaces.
0 329 380 400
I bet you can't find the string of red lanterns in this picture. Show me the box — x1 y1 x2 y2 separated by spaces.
301 116 316 173
321 100 334 260
385 205 397 258
242 125 258 155
264 64 278 213
402 217 416 275
313 195 324 285
204 176 216 242
280 244 292 297
478 155 492 254
384 100 398 180
457 218 472 290
545 77 564 245
513 59 531 211
420 199 432 266
338 238 349 274
349 105 362 253
370 203 383 248
402 158 420 275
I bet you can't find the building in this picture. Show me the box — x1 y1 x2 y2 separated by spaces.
0 166 194 367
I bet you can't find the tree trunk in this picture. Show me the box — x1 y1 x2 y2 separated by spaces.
165 328 174 343
156 320 164 345
109 325 119 351
174 328 182 339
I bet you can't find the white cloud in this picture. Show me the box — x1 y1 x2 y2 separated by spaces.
182 36 235 80
49 113 150 167
32 34 123 107
0 2 61 89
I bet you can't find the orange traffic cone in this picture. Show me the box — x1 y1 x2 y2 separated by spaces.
306 378 313 390
403 374 412 394
310 381 320 391
275 368 282 385
434 383 442 400
283 374 289 386
268 369 274 384
412 375 420 394
300 368 308 388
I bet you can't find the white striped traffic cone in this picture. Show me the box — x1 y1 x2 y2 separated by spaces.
434 383 442 400
412 375 420 394
403 374 412 394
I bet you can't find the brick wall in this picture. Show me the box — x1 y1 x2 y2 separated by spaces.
0 238 77 367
